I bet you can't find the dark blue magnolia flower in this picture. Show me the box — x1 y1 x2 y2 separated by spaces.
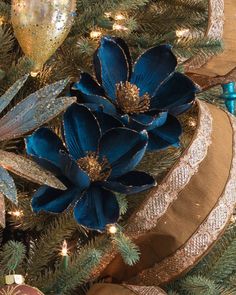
25 104 156 231
71 36 198 151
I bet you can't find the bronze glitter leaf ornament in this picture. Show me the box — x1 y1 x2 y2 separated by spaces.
11 0 77 74
0 76 76 227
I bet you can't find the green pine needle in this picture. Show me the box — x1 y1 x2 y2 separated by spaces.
0 241 26 273
112 232 140 265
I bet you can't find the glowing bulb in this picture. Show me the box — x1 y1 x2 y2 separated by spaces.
104 12 112 18
90 30 102 39
113 23 128 31
61 240 68 256
189 118 196 127
108 224 118 234
176 29 190 38
0 17 4 25
8 210 23 217
30 71 39 77
114 14 126 21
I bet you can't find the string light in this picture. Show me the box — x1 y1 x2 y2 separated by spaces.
189 118 196 127
61 240 68 256
113 23 128 31
60 240 69 269
8 210 23 218
114 14 126 21
176 28 190 38
30 71 39 77
104 12 112 18
90 30 102 39
108 224 118 234
0 17 4 25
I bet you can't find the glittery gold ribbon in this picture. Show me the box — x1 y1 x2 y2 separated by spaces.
89 100 236 289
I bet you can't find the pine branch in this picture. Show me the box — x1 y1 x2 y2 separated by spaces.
27 212 85 280
0 240 26 273
4 57 34 86
112 232 140 265
0 26 14 70
0 1 11 22
34 236 110 294
179 275 220 295
43 247 102 294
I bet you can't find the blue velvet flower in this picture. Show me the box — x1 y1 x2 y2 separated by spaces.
25 104 156 231
71 36 198 151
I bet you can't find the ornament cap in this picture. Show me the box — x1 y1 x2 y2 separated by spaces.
5 274 25 285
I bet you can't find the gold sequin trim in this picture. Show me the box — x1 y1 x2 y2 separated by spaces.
126 100 213 236
129 110 236 286
124 284 167 295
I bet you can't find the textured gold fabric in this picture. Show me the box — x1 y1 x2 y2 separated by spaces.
87 284 167 295
103 102 234 282
87 284 135 295
88 101 236 290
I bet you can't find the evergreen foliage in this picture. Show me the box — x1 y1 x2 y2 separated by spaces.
168 223 236 294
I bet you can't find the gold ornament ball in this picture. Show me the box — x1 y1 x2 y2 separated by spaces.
11 0 76 73
0 284 44 295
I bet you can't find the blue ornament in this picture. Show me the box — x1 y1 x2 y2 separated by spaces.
25 104 156 231
220 82 236 114
71 36 198 151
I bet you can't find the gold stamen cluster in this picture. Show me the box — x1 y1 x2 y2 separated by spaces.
116 81 150 114
77 152 111 182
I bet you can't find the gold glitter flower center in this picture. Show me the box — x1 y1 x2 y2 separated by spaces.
116 81 150 114
77 152 111 182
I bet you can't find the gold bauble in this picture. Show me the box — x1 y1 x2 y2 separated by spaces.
11 0 76 73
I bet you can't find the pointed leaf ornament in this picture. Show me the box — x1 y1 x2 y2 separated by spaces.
0 167 16 227
0 75 29 113
0 76 76 227
0 192 5 228
0 79 76 141
0 166 17 204
0 150 66 190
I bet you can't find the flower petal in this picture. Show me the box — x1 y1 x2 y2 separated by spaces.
99 128 148 178
102 171 156 195
145 110 168 131
26 128 66 170
93 48 102 85
93 110 123 134
32 186 79 213
63 104 101 160
74 185 119 231
58 151 90 189
96 36 129 100
131 45 177 97
150 72 197 115
147 114 182 151
105 36 132 79
71 72 105 97
170 102 194 115
76 94 117 115
128 111 167 132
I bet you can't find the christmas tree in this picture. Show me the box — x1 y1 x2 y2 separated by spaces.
1 1 236 295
